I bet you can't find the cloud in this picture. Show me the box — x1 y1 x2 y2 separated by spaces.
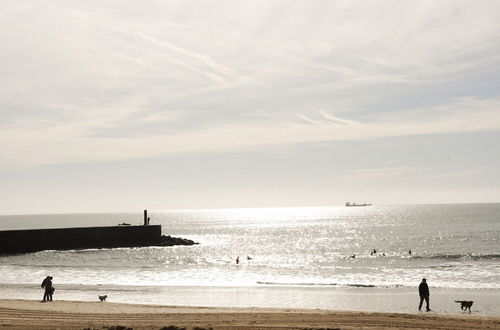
2 95 500 172
295 113 322 125
1 1 500 171
319 111 359 126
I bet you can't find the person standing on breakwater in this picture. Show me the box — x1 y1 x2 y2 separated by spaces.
418 278 431 312
41 276 53 302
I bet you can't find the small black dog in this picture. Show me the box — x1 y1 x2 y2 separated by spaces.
98 294 108 302
455 300 473 312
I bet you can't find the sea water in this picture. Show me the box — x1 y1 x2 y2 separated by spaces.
0 204 499 315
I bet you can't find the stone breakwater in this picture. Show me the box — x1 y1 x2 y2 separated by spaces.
0 225 198 254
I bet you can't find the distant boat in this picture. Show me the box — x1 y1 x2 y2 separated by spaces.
345 202 372 207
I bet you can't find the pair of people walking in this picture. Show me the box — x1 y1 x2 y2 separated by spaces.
41 276 54 302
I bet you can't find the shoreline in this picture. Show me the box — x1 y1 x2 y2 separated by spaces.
0 299 499 330
2 284 499 317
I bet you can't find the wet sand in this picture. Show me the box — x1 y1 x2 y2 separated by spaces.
0 299 498 330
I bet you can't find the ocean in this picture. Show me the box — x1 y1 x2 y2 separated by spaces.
0 204 499 315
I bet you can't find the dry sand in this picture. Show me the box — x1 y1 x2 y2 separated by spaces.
0 299 498 330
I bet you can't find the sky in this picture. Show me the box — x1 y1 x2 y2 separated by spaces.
1 0 500 214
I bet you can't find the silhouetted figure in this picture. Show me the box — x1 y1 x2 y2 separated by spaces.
147 217 150 225
373 249 377 254
409 249 412 255
236 256 240 264
418 278 431 312
41 276 53 302
350 254 356 259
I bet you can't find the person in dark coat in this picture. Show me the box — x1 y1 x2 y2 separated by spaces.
41 276 53 302
418 278 431 311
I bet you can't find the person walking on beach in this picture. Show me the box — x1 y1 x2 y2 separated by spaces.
418 278 431 312
41 276 53 302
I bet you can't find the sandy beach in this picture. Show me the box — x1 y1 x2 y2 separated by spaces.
0 299 498 330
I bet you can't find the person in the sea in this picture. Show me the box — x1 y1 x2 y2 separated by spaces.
418 278 431 312
236 256 240 264
41 276 53 302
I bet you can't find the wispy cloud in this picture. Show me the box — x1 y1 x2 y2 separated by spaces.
1 1 500 172
319 111 359 126
295 114 322 125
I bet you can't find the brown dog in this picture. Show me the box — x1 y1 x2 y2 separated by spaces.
455 300 473 312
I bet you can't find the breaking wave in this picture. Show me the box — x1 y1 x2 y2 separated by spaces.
412 254 500 260
257 281 378 288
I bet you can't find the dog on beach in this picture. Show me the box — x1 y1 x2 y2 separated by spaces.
455 300 473 312
98 295 108 302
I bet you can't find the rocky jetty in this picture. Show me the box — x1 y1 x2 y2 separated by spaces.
0 225 199 254
158 235 199 246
